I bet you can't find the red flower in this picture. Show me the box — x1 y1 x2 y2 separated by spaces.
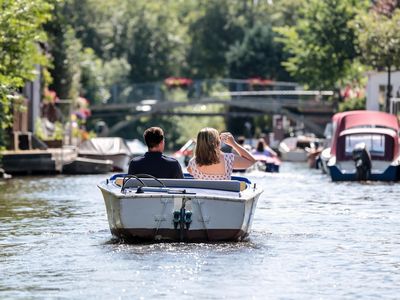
164 77 193 87
43 88 59 103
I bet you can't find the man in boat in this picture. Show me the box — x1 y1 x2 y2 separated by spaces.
128 127 184 178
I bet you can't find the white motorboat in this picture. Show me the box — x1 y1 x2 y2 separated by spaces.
319 147 331 174
98 174 263 242
79 137 132 172
126 139 147 157
278 136 322 162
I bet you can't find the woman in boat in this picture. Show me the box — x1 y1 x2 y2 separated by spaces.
187 127 256 180
252 138 277 157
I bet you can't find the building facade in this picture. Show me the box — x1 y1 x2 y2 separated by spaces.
366 71 400 112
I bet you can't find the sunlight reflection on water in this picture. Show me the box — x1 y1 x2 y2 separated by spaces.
1 164 400 299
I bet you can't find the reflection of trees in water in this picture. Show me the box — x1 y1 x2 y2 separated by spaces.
0 179 78 224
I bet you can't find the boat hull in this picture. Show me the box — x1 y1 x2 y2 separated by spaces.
80 153 131 172
110 228 246 242
98 178 262 242
328 164 398 181
63 157 113 174
280 150 308 162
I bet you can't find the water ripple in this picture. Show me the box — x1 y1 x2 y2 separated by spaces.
1 167 400 299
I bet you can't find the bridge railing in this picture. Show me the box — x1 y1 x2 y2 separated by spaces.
107 78 306 104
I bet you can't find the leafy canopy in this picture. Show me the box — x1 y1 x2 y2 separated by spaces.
274 0 367 89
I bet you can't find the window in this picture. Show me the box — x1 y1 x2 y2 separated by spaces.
345 134 385 157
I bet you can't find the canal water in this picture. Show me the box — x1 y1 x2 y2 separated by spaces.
0 163 399 299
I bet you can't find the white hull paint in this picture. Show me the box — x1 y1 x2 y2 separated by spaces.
280 150 308 162
80 153 131 172
98 177 263 242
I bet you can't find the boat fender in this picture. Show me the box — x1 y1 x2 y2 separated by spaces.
184 211 192 229
173 210 181 229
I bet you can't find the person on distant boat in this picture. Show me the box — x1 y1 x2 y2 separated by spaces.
128 127 183 178
187 128 256 180
236 135 253 152
252 138 277 157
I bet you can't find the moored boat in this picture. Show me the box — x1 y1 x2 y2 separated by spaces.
326 110 400 181
62 157 113 174
78 137 132 172
278 136 322 162
98 174 263 242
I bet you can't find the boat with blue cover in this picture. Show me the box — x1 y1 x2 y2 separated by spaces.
98 174 263 242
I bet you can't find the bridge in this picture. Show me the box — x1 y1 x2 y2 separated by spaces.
90 79 336 136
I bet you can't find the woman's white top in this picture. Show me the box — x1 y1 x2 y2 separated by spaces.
188 153 235 180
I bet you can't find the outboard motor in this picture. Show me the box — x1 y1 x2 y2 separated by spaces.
352 142 372 181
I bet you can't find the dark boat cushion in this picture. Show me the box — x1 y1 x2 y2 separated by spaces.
116 177 243 192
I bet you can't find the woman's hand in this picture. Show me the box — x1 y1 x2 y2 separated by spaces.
221 132 256 169
220 132 235 147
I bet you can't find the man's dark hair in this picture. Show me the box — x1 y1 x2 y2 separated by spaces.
143 127 164 149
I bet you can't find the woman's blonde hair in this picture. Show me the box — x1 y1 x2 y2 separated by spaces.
195 127 220 166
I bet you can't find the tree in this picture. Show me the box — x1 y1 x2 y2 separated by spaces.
274 0 367 90
187 0 245 78
0 0 52 149
45 1 83 100
356 8 400 112
227 21 290 80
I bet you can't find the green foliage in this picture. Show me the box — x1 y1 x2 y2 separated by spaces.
53 121 64 140
45 6 82 100
0 0 52 148
274 0 368 89
355 9 400 70
35 118 64 141
187 0 245 78
34 118 46 141
339 97 366 112
227 21 290 80
0 0 52 86
103 58 131 88
172 115 226 147
80 48 110 104
270 0 307 27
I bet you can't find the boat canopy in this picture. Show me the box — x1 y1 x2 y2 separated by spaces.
126 139 147 156
333 110 399 131
339 127 398 138
79 137 131 156
330 111 400 157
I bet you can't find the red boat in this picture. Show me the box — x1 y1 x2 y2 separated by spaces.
325 110 400 181
173 139 196 167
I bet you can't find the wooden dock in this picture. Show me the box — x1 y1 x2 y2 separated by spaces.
1 147 77 175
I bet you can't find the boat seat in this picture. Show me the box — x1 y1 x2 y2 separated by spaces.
114 177 245 192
